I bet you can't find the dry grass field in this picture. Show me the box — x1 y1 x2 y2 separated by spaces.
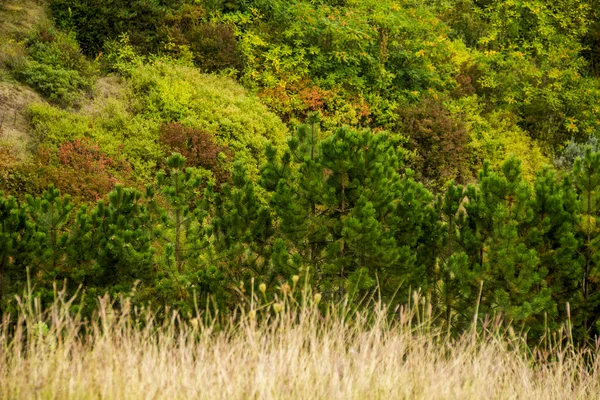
1 287 599 400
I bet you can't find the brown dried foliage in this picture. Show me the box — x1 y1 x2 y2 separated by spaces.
159 123 231 185
35 138 131 201
397 98 471 188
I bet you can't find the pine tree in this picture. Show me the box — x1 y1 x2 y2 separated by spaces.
25 186 74 279
207 161 275 290
572 149 600 336
83 185 155 295
263 118 414 300
469 158 553 336
390 170 441 307
151 153 205 274
319 127 405 298
260 114 329 288
146 153 215 312
461 162 502 271
525 167 582 334
0 193 37 309
437 180 471 329
64 203 99 289
261 113 325 280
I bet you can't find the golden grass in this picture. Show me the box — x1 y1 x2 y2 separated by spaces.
1 289 599 400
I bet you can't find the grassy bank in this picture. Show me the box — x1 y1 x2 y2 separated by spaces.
1 288 599 399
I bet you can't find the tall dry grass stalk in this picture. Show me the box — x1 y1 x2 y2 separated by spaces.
1 285 599 400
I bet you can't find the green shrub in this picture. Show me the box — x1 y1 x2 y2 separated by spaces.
17 61 91 105
124 58 288 178
395 98 471 189
163 5 243 74
159 123 232 185
12 27 96 106
446 96 549 181
26 56 287 186
34 139 132 202
0 144 45 198
28 100 163 181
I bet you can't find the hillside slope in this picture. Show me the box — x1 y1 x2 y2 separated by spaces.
0 0 49 156
0 0 288 199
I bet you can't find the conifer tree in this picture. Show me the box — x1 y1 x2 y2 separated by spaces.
83 185 155 295
469 158 553 335
263 117 414 300
260 113 326 284
151 153 204 274
437 180 471 329
319 127 404 298
207 162 275 288
389 171 441 306
461 162 502 271
0 194 36 309
572 149 600 336
525 167 582 333
64 203 98 288
146 153 214 311
25 186 74 277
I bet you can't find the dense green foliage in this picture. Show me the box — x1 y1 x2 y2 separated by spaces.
42 0 600 187
3 25 97 106
2 0 600 346
4 127 600 343
1 53 287 199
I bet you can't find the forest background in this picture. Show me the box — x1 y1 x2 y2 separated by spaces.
1 0 600 344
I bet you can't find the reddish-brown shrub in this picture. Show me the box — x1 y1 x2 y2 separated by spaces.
396 99 471 189
258 78 371 126
34 138 131 202
159 123 231 185
451 62 480 99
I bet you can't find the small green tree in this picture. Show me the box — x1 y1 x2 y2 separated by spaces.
149 153 223 312
263 117 420 301
471 158 553 336
152 153 204 274
25 186 73 273
389 171 441 307
0 194 37 310
572 149 600 336
206 162 275 292
84 185 155 296
437 181 470 329
525 167 582 334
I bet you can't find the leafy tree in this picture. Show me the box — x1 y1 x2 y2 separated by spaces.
49 0 181 56
164 11 243 73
